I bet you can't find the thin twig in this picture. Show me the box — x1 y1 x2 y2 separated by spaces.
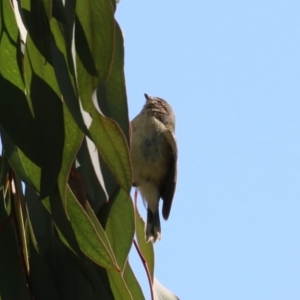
133 239 154 300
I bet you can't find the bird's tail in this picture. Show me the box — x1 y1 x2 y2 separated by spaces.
146 208 161 243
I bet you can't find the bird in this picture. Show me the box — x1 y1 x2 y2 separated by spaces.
131 93 178 242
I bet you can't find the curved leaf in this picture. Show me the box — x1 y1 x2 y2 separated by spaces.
0 76 41 166
123 260 146 300
75 0 115 100
89 112 131 193
134 193 155 281
0 190 31 300
98 188 134 271
58 103 83 207
96 22 129 142
66 186 120 271
0 131 36 189
74 138 108 211
0 0 23 90
30 73 64 199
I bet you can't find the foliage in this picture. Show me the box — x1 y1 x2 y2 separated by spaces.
0 1 179 299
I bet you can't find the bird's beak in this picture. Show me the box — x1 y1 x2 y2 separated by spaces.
144 93 151 102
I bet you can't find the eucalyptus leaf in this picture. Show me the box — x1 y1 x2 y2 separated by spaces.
123 260 146 300
75 0 115 102
30 72 64 199
134 194 155 281
0 0 23 90
0 192 31 300
0 132 35 189
0 0 165 298
96 22 129 142
0 76 41 166
98 188 134 271
66 186 120 271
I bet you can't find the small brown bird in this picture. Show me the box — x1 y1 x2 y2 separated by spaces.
131 94 178 242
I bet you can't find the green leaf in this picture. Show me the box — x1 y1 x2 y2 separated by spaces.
30 73 64 199
50 19 90 137
0 150 9 187
25 186 52 254
85 201 118 266
107 270 134 300
0 136 40 191
18 148 41 191
0 76 42 166
96 22 130 142
52 0 68 24
43 233 93 300
74 0 131 193
98 188 135 271
89 114 132 193
0 0 154 298
23 28 67 198
58 103 83 207
134 195 155 281
123 260 146 300
74 138 108 212
28 235 60 300
1 129 32 184
75 0 115 103
66 186 120 270
0 0 23 90
47 187 84 256
42 0 53 20
24 32 60 96
0 191 31 300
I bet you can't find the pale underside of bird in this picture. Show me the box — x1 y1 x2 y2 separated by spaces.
131 93 178 242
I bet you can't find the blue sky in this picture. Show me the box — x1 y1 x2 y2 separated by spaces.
116 1 300 299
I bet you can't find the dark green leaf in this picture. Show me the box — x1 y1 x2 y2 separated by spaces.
123 260 146 300
75 0 115 103
74 138 107 212
28 230 60 300
85 201 118 265
58 103 83 207
0 150 9 187
96 22 130 142
20 6 51 63
50 19 91 137
48 186 83 256
42 0 53 20
0 0 23 89
0 76 41 166
30 73 64 199
107 270 135 300
98 188 134 271
66 186 120 270
52 0 67 24
89 114 132 194
0 192 31 300
43 233 91 300
25 186 52 254
134 197 155 281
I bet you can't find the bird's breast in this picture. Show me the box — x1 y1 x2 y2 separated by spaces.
131 115 171 186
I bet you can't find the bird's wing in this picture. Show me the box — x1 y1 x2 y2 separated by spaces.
161 130 178 220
